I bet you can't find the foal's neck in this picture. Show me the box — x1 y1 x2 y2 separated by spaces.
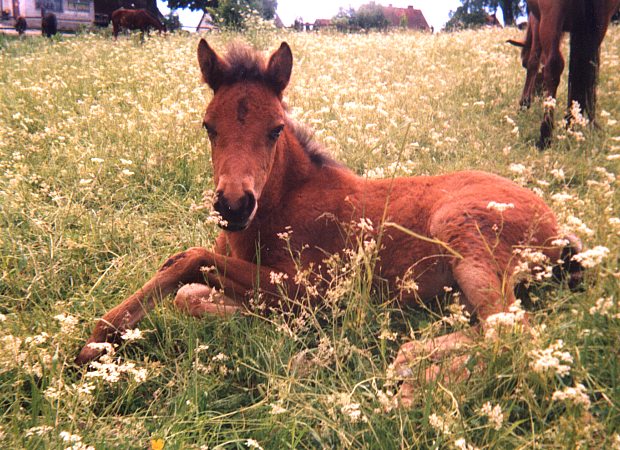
257 123 320 213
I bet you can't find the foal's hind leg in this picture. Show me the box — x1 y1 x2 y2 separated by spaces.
393 250 519 405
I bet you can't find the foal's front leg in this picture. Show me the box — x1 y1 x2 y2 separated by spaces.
75 247 283 365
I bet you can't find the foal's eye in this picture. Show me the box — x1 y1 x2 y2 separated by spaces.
203 122 217 139
269 125 284 141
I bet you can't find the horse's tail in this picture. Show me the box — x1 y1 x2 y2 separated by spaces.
506 39 525 47
567 1 600 121
552 234 584 290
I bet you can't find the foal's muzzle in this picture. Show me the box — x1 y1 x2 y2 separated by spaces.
213 190 257 231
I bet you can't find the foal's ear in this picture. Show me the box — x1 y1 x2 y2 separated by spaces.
197 39 228 92
266 42 293 94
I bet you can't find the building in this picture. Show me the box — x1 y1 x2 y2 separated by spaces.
196 10 216 32
382 4 429 31
1 0 94 31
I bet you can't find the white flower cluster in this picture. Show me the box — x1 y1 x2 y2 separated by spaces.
480 402 504 430
589 296 619 318
529 339 573 377
571 246 610 268
484 301 526 340
551 383 591 409
84 344 147 384
486 201 515 213
327 392 368 423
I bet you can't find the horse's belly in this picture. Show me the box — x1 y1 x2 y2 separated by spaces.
377 240 455 305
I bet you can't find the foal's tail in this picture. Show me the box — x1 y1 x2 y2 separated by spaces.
553 234 584 290
567 2 600 121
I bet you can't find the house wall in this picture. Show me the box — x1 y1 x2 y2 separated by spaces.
2 0 94 30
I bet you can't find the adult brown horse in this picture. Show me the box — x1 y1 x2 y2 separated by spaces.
111 9 166 39
76 41 583 395
15 16 27 35
41 12 57 38
509 0 620 148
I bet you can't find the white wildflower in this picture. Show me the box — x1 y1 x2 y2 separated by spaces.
543 96 556 110
486 201 515 212
454 437 479 450
245 439 263 449
54 313 78 335
121 328 144 341
589 296 615 316
269 402 287 415
550 168 565 180
429 413 451 435
530 340 573 377
269 271 289 285
571 246 610 268
480 402 504 430
551 383 591 408
509 163 527 175
484 301 526 339
25 425 54 437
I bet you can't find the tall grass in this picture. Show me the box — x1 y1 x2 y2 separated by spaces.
0 26 619 448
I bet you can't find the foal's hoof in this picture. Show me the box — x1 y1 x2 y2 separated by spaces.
174 283 242 317
75 342 106 366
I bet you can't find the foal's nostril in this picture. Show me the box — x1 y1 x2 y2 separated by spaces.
244 190 256 214
213 190 257 230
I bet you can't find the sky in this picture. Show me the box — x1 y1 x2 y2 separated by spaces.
157 0 466 32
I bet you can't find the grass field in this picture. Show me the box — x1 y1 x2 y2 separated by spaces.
0 26 619 449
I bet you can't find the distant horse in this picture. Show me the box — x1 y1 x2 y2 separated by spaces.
76 41 583 396
41 12 57 38
15 16 27 35
111 9 166 39
509 0 620 148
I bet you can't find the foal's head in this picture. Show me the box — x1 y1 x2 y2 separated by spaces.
197 40 293 231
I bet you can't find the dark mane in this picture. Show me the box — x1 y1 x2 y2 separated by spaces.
286 119 342 168
219 43 273 87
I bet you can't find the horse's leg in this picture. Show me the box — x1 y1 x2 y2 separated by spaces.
537 15 565 149
76 247 215 364
394 255 516 405
520 17 541 108
76 247 285 364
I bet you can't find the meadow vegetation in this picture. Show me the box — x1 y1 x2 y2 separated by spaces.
0 25 619 448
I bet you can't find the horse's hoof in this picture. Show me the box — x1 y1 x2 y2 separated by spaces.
536 136 551 150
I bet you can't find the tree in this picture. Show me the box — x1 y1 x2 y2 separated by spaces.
330 3 388 32
163 11 182 31
164 0 277 28
450 0 525 27
444 6 488 31
355 2 388 30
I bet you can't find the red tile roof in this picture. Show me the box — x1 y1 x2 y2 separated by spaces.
382 4 429 30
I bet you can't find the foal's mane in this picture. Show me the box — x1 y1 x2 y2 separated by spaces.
286 119 341 168
217 42 273 87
